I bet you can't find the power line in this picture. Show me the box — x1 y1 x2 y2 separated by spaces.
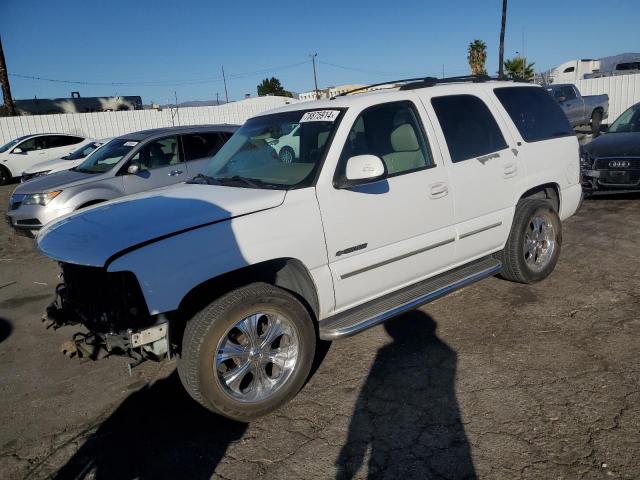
8 60 311 88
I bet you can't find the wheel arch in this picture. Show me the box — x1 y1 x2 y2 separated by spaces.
519 183 560 213
178 257 320 323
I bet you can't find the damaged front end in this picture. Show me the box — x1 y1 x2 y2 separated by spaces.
44 263 170 371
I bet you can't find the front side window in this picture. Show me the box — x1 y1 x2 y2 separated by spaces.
337 101 433 178
608 103 640 133
561 86 577 101
201 110 341 189
74 139 136 174
0 136 30 153
130 136 181 171
431 94 508 162
182 132 226 161
563 66 575 73
16 136 48 152
494 87 573 142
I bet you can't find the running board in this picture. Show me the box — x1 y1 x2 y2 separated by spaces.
319 256 502 340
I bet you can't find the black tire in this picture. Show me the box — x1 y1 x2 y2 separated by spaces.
178 282 316 422
279 146 295 164
495 199 562 284
591 109 603 136
0 166 11 186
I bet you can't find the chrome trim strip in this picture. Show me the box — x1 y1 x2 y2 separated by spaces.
340 238 455 280
459 221 502 240
322 261 502 340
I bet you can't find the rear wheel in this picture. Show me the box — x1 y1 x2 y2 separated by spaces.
279 146 295 164
178 283 316 422
496 199 562 284
0 166 11 186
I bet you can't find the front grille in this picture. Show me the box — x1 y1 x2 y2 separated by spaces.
594 157 640 170
61 263 150 333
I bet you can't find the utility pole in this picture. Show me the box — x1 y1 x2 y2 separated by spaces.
0 35 15 116
216 92 219 105
310 53 319 100
442 64 445 79
498 0 508 79
174 91 180 126
222 66 229 103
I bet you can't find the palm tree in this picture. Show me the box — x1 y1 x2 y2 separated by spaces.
503 56 535 81
467 40 488 76
498 0 508 79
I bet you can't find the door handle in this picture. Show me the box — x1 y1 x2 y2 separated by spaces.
168 170 184 176
504 164 518 178
429 182 449 198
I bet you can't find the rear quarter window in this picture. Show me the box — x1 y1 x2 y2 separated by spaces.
493 87 573 143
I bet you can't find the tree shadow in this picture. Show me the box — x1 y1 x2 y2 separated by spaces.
336 311 476 479
53 371 247 480
0 317 12 343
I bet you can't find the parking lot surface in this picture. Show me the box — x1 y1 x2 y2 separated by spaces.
0 183 638 479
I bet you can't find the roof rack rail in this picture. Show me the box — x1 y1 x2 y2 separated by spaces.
334 74 529 98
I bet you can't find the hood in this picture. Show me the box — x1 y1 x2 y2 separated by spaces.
16 168 105 194
37 183 286 267
583 132 640 158
23 157 83 175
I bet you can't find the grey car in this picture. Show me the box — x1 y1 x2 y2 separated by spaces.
6 124 238 236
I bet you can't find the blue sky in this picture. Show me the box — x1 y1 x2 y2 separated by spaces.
1 0 638 103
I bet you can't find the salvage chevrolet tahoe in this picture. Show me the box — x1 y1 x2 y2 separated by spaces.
37 77 583 421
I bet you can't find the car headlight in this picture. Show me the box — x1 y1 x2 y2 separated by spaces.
23 190 62 206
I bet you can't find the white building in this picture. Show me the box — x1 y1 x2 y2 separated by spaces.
298 84 369 101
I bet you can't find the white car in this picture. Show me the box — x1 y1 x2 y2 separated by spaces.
21 138 111 182
267 124 300 163
0 133 91 185
38 77 582 422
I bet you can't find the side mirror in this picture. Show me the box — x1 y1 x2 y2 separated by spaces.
127 164 140 175
12 147 23 154
339 154 386 187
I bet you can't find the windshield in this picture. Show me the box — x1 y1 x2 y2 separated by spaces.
74 139 136 174
201 109 342 189
0 135 30 153
608 104 640 133
65 141 101 160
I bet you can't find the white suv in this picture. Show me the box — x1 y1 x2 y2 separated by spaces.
38 78 582 421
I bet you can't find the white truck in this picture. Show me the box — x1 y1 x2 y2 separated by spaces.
38 77 582 421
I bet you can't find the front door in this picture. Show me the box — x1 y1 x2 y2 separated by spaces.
122 136 187 194
316 100 456 312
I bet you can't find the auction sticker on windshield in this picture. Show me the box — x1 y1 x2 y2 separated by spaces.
123 141 139 147
300 110 340 122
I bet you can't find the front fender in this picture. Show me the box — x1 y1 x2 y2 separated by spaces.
107 188 334 317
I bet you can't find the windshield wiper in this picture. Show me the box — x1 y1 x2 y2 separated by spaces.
212 175 284 189
72 167 98 174
187 173 216 184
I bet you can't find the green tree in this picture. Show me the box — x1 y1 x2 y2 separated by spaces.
467 39 488 76
503 56 535 81
257 77 292 97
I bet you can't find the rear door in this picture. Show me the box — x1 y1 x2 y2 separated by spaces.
122 136 187 194
421 91 520 264
181 131 229 176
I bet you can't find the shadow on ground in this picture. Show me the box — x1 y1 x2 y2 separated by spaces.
336 311 476 479
53 371 247 480
0 317 12 343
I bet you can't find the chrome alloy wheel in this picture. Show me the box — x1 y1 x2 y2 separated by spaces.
215 311 300 403
524 214 556 272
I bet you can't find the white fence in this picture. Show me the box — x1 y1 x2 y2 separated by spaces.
576 73 640 124
0 96 298 145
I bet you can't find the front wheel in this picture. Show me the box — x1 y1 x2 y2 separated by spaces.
178 283 316 422
496 199 562 284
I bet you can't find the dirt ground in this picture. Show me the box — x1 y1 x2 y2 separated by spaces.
0 182 638 480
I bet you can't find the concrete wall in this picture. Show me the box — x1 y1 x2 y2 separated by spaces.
0 96 297 144
576 73 640 124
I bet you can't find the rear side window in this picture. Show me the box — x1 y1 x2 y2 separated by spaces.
47 135 84 148
182 132 226 161
494 87 573 142
431 95 507 163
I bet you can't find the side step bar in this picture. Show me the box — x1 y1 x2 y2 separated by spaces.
319 256 502 340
